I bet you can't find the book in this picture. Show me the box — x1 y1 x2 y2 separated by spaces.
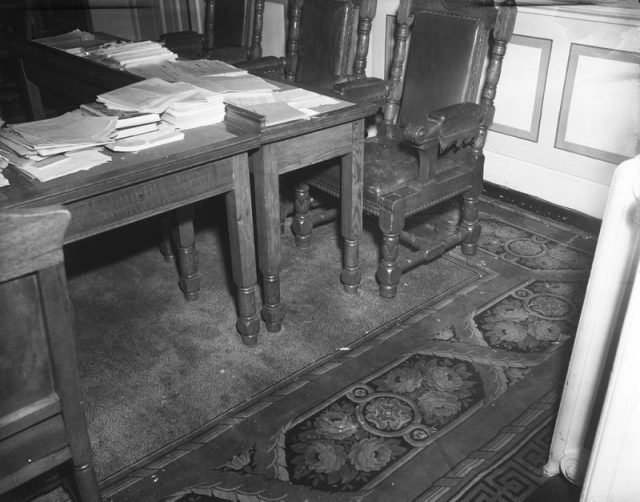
223 88 351 132
105 125 184 152
225 102 311 132
80 102 161 128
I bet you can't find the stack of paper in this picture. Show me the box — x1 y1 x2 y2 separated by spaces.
106 123 184 152
128 59 248 81
79 102 161 139
0 112 115 181
162 88 226 130
0 111 116 157
9 149 112 182
197 74 279 97
97 78 198 114
225 88 347 128
33 29 107 55
88 41 178 68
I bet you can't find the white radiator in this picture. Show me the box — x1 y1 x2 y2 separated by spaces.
543 154 640 501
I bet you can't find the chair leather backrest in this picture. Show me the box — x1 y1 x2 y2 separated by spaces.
397 1 496 127
212 0 255 48
295 0 358 84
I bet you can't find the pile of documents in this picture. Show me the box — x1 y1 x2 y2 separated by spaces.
105 123 184 153
88 40 178 68
225 88 346 128
162 88 226 130
33 29 110 56
79 102 162 139
96 77 229 132
96 78 198 114
128 59 249 81
0 112 114 182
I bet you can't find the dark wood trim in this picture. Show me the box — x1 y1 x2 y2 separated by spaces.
482 181 602 236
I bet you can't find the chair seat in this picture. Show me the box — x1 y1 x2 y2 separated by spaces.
311 136 419 200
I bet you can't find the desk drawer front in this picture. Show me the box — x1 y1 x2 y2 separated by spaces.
275 123 354 174
66 161 235 242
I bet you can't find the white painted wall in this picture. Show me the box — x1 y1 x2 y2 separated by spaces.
485 6 640 219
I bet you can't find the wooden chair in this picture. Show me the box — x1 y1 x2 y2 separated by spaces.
202 0 266 62
238 0 378 87
291 0 516 298
0 207 101 501
161 0 269 63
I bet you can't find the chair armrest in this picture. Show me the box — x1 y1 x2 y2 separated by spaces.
404 102 481 150
235 56 286 79
332 77 389 103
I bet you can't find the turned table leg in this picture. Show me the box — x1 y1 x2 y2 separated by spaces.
226 153 261 345
340 119 364 293
252 144 285 332
171 205 200 301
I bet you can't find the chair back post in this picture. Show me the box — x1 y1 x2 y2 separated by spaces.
249 0 266 59
382 0 413 127
285 0 304 81
472 0 516 156
203 0 216 53
352 0 377 80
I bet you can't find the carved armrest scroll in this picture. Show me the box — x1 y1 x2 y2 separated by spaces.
332 77 389 102
404 103 481 151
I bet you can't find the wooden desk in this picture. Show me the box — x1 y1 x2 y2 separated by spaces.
0 125 262 345
249 99 377 332
11 37 377 337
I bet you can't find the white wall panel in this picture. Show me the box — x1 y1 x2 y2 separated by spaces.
558 47 640 163
485 6 640 218
492 35 551 141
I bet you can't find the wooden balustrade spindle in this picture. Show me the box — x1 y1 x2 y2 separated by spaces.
382 0 414 126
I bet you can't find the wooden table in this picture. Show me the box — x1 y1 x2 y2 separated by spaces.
248 99 377 332
0 125 262 345
11 37 378 336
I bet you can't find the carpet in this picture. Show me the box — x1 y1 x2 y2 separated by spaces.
64 197 484 481
62 196 595 502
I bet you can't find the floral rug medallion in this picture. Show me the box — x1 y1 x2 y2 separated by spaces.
470 279 586 355
268 349 509 493
478 217 592 271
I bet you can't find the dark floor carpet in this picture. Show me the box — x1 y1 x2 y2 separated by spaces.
44 196 595 501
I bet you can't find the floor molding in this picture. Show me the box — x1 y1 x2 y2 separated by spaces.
483 182 602 236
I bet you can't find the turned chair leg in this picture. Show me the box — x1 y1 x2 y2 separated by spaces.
460 182 482 256
376 209 405 298
292 181 313 247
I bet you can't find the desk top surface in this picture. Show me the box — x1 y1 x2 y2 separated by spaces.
4 38 378 209
0 124 259 211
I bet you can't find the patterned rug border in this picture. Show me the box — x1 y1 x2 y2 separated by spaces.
415 387 561 502
101 253 497 497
